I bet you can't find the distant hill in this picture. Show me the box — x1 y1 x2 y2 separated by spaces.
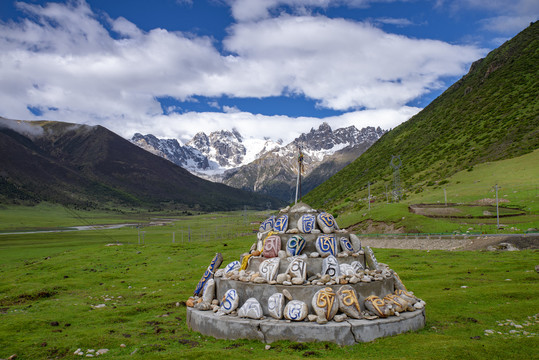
304 21 539 212
0 118 284 211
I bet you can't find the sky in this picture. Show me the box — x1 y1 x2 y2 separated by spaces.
0 0 537 144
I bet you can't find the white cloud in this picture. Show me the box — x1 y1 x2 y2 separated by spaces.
0 0 484 144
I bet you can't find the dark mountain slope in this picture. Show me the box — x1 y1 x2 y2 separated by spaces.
304 21 539 211
0 119 284 210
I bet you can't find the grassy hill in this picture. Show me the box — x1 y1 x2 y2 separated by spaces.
303 21 539 225
0 119 284 211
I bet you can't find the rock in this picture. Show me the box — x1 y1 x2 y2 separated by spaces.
253 276 266 284
262 235 281 258
322 255 340 279
337 252 348 258
349 276 360 284
186 298 196 307
201 279 215 304
273 214 289 234
214 269 225 277
267 293 285 319
339 264 356 276
393 271 407 291
278 250 287 259
251 250 261 257
317 212 337 233
364 246 379 270
339 237 355 255
291 278 304 285
283 280 292 286
193 253 223 297
364 295 393 317
287 228 300 234
318 274 330 284
297 214 317 233
351 261 364 273
237 298 263 319
224 261 240 274
96 349 109 355
276 273 287 284
284 300 308 321
310 252 320 258
394 289 418 305
259 257 280 282
220 289 240 314
286 257 307 283
334 314 348 322
316 235 338 257
384 294 412 312
282 289 293 301
259 215 275 233
337 285 362 319
316 316 328 324
286 235 306 257
265 345 271 350
348 234 362 251
312 287 338 321
212 299 219 305
308 314 318 322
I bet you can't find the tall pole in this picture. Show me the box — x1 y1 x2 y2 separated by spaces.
295 147 304 204
496 184 500 229
444 188 447 206
368 182 371 211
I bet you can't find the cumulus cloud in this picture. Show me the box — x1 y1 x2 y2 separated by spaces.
0 0 485 143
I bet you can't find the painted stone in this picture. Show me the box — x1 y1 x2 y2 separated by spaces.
383 294 412 313
349 233 362 251
315 235 338 257
262 235 281 258
273 215 289 234
322 255 340 279
393 271 407 291
286 257 306 283
237 297 263 319
220 289 240 314
286 235 306 257
364 246 380 270
283 300 308 321
297 214 316 233
193 253 223 297
364 295 393 317
317 212 337 234
259 257 280 282
339 263 356 276
339 237 355 255
394 289 418 305
259 215 275 233
267 293 285 320
312 287 338 321
337 285 362 319
351 261 364 273
202 278 215 305
224 260 240 274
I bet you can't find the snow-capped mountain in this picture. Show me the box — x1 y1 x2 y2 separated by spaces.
130 123 385 200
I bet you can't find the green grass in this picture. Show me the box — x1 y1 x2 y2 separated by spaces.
1 211 538 359
334 150 539 234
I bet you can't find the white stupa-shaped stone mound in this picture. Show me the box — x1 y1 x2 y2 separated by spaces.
186 202 426 345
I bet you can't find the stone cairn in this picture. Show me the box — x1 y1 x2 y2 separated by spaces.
186 202 426 342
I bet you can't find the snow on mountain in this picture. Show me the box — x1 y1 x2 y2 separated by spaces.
130 122 385 199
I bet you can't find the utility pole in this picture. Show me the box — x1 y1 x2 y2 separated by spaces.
368 182 371 211
495 184 500 229
444 188 447 206
295 146 304 204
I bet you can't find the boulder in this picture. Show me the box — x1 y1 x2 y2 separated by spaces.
267 293 285 320
312 287 338 321
283 300 308 321
286 235 306 257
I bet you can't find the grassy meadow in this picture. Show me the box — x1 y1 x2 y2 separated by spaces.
1 209 538 359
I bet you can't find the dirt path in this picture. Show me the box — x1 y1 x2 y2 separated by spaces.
360 234 539 251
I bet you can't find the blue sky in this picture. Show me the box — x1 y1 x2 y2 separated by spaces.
0 0 537 143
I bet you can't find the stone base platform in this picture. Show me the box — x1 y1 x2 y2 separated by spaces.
186 307 426 345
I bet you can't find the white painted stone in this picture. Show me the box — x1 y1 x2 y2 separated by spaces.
220 289 239 314
337 285 362 319
286 235 306 257
224 261 240 274
267 293 285 320
322 255 340 279
351 261 364 273
317 212 337 233
297 214 317 233
284 300 308 321
238 298 263 319
259 216 275 233
286 257 306 283
315 235 338 257
339 237 355 255
202 278 215 305
259 257 280 282
273 214 289 234
339 264 356 276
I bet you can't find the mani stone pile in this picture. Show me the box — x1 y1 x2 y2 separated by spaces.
186 202 426 344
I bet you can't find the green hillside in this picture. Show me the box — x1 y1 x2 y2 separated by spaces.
304 21 539 222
